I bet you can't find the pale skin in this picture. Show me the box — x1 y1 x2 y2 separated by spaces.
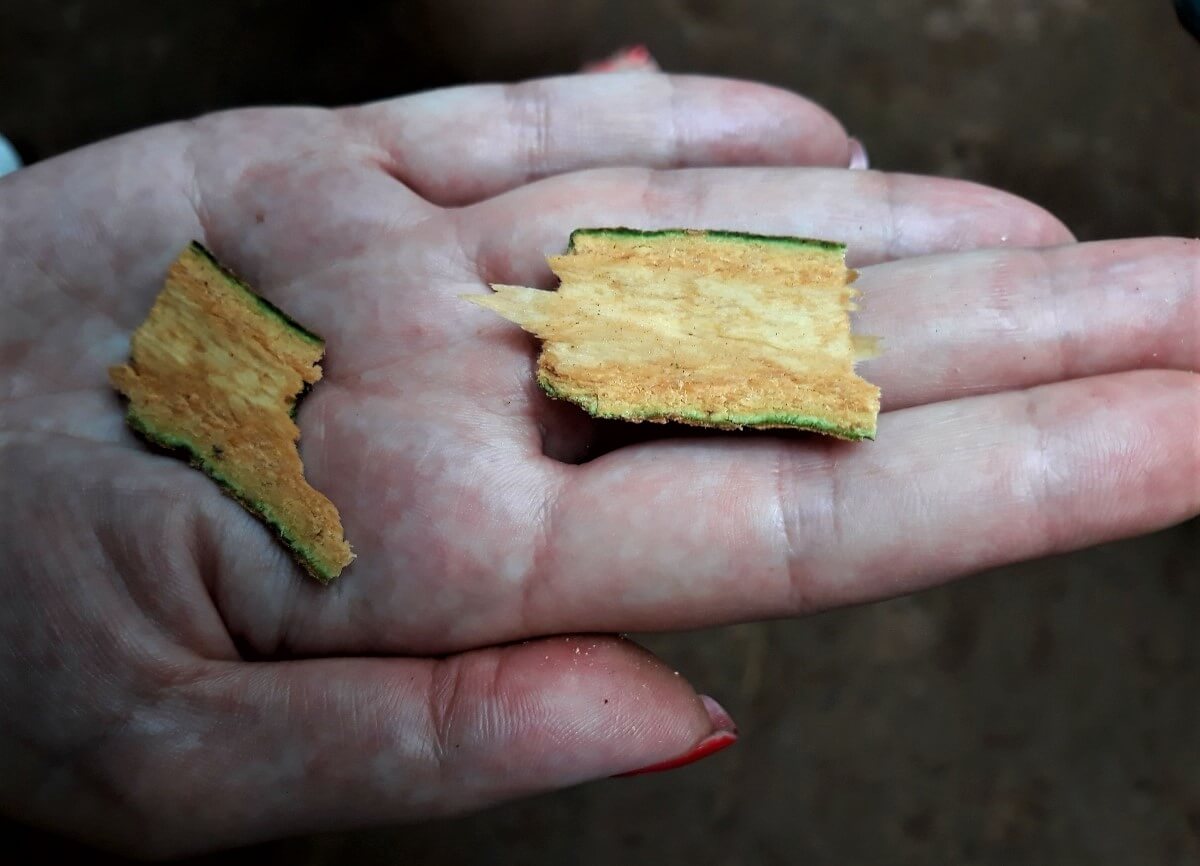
0 73 1196 858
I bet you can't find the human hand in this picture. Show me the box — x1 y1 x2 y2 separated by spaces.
2 73 1196 857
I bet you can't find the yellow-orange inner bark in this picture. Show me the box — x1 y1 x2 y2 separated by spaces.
109 245 352 580
471 230 880 438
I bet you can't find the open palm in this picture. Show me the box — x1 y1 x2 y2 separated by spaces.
2 73 1196 857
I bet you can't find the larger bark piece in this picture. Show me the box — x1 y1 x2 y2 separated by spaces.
470 228 881 440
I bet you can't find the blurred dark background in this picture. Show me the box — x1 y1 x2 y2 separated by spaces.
2 1 1198 863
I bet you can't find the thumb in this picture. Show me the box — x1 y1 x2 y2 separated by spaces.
125 635 735 857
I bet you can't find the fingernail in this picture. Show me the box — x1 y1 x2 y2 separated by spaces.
0 135 21 178
613 695 738 777
581 45 661 73
699 694 737 732
848 137 869 170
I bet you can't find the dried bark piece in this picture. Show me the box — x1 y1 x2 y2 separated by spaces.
110 243 353 581
470 228 881 440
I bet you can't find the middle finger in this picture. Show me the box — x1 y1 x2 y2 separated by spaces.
463 166 1075 286
857 237 1199 410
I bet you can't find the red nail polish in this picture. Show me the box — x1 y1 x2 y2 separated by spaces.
613 729 739 778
